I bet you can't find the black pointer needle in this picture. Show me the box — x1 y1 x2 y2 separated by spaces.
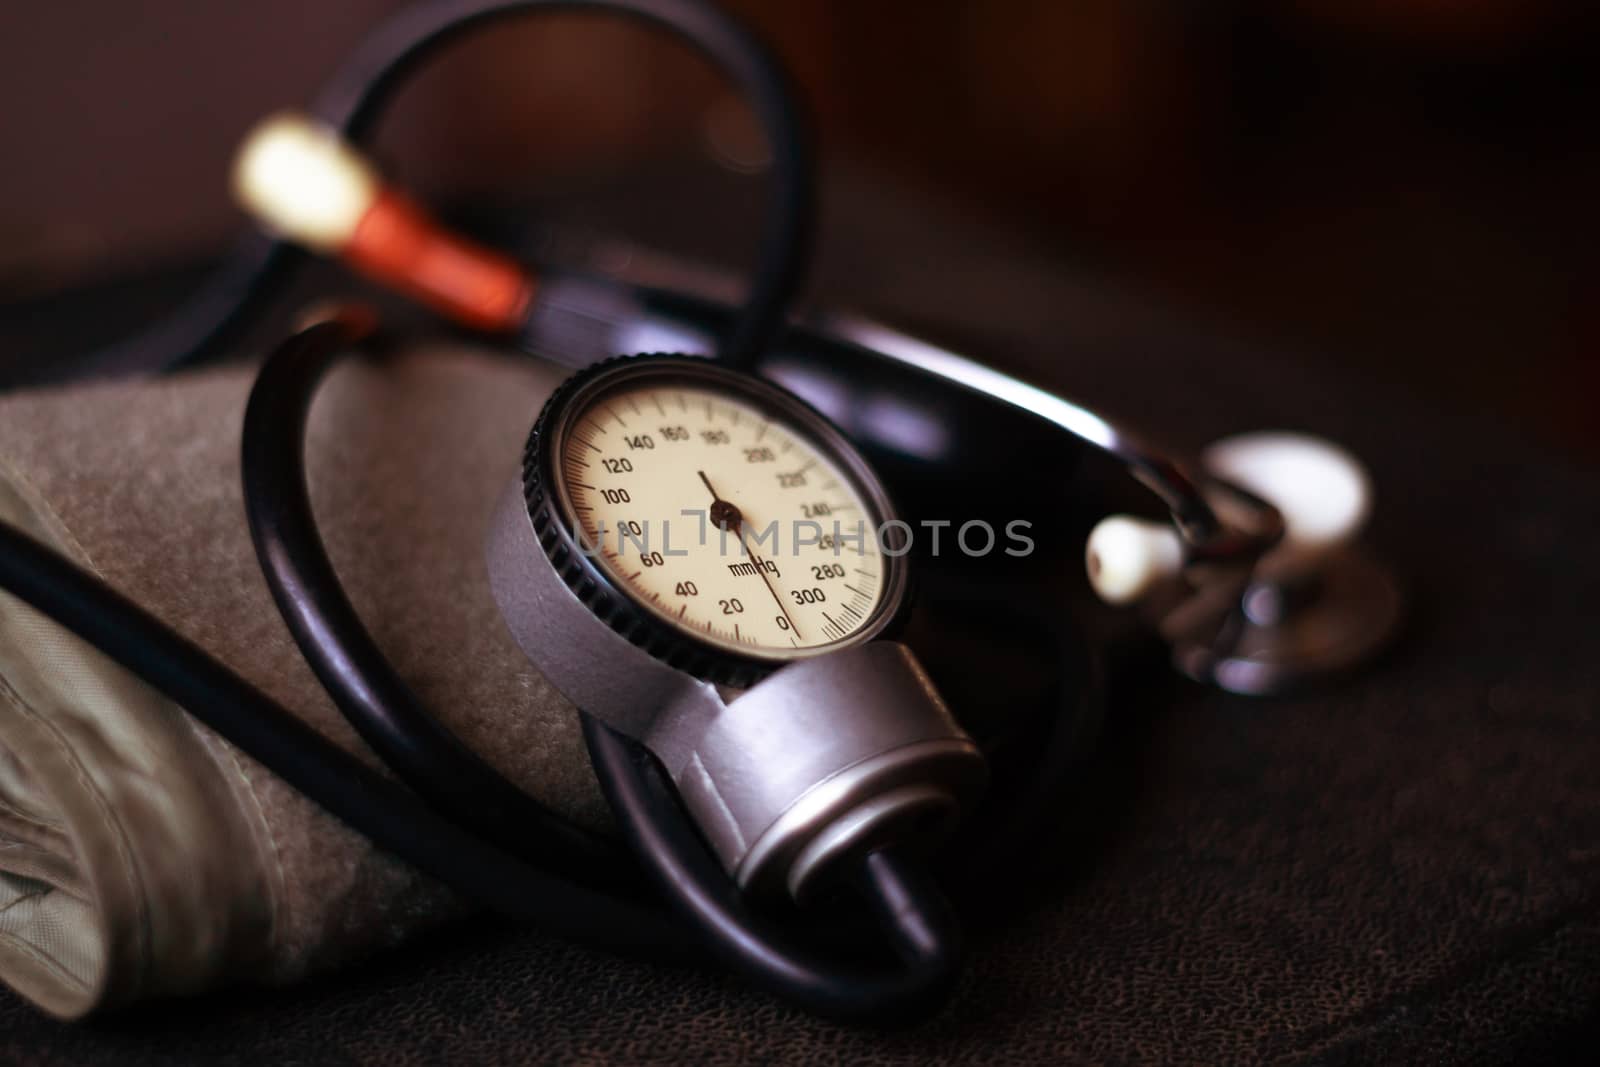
696 469 803 638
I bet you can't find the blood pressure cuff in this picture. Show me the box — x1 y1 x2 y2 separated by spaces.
0 346 603 1018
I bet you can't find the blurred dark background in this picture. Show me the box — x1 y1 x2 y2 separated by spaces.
2 1 1597 458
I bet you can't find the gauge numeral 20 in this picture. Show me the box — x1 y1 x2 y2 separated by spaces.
789 587 827 605
719 597 745 615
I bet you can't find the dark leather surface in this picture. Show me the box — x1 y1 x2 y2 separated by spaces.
2 227 1597 1065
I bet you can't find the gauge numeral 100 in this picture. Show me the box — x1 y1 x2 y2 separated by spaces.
601 488 631 504
789 587 827 605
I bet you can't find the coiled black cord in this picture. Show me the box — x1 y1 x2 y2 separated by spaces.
88 0 811 379
240 312 962 1023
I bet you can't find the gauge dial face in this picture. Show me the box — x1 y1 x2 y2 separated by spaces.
552 371 893 660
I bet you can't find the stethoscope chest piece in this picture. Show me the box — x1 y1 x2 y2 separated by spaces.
1165 545 1403 696
1087 430 1404 696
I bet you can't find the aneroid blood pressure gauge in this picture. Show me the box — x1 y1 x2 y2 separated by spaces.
533 354 905 682
488 355 983 899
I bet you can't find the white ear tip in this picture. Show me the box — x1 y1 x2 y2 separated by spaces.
231 112 379 253
1202 432 1371 552
1085 516 1184 605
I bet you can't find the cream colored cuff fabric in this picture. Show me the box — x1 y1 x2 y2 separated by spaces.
0 346 602 1018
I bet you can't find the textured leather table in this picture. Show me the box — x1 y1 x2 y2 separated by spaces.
1 189 1596 1064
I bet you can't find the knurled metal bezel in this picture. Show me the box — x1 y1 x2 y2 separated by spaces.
520 353 911 689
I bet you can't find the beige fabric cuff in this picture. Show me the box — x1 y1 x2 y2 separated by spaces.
0 346 603 1018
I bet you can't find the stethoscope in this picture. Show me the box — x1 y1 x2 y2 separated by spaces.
0 0 1400 1024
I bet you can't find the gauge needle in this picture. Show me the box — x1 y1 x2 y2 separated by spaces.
697 470 802 638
